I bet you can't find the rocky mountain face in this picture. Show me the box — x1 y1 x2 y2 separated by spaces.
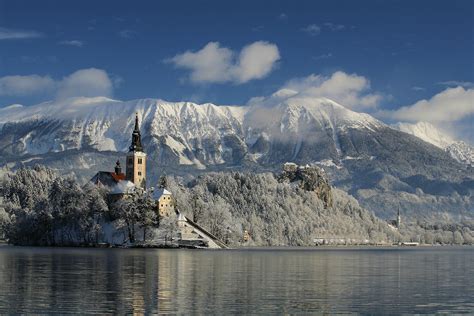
0 96 472 220
277 163 333 208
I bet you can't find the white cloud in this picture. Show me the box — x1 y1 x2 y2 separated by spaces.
278 13 288 20
411 86 425 91
324 22 345 31
279 71 383 110
232 41 281 83
118 29 136 39
168 42 233 83
59 40 84 47
0 68 114 99
56 68 113 99
0 75 55 96
312 53 333 60
437 81 474 89
167 41 280 84
0 27 43 40
251 25 264 32
380 86 474 123
301 24 321 36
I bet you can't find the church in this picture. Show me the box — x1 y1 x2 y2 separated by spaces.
91 113 173 214
91 113 226 248
91 114 151 201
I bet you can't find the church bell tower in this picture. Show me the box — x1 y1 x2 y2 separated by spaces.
126 113 147 188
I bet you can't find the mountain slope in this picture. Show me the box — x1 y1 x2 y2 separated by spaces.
392 121 454 148
0 96 472 220
0 97 246 167
392 121 474 167
446 141 474 167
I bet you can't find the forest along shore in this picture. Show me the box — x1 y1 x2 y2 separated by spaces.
0 166 472 248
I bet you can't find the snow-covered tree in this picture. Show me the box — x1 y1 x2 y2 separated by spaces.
110 188 157 243
1 166 472 247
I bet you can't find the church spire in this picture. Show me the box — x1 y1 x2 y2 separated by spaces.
134 113 140 132
397 207 401 230
129 113 143 152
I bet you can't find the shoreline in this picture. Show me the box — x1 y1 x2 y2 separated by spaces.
0 242 472 250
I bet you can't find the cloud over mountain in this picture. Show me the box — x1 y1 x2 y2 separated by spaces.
378 86 474 144
381 86 474 123
0 68 114 100
55 68 113 99
167 41 280 84
249 71 383 111
0 75 55 96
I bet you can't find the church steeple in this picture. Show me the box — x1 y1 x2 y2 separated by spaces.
397 207 401 230
126 113 147 188
129 113 143 152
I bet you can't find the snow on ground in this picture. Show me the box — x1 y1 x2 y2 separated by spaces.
315 159 342 169
446 141 474 167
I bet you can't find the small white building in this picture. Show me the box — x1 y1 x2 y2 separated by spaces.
153 188 176 217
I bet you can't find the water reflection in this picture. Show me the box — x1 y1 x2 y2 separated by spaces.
0 247 472 314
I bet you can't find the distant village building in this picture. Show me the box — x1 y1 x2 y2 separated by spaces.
387 208 402 230
242 230 250 242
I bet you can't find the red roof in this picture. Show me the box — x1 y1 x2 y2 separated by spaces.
111 172 125 182
91 171 125 187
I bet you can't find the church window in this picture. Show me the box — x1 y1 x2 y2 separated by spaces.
138 158 142 164
138 171 142 176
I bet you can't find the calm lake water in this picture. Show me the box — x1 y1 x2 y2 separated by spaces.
0 246 472 314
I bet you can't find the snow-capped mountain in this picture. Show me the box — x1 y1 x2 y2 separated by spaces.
392 121 473 166
0 96 472 219
392 121 454 148
0 96 386 167
0 97 246 167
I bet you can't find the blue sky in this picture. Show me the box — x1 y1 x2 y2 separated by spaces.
0 0 473 140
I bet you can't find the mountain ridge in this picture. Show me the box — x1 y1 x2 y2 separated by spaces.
392 121 473 167
1 96 472 220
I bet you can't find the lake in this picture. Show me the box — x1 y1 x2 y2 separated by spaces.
0 246 472 314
